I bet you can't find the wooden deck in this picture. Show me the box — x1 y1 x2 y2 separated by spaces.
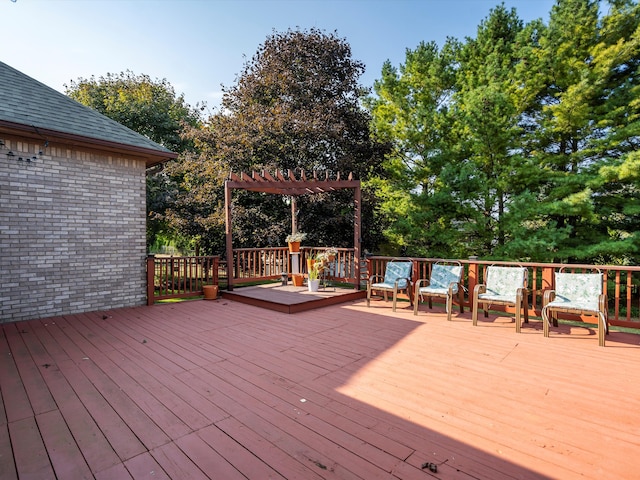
1 298 640 479
222 283 367 313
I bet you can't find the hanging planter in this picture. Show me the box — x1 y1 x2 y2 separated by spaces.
288 241 300 253
286 232 307 253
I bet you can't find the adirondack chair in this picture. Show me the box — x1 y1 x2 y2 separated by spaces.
413 261 464 321
542 268 609 346
367 260 413 312
472 265 529 332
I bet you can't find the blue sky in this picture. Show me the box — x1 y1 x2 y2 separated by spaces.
3 0 556 111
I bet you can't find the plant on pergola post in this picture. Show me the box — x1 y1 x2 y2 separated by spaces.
225 169 361 291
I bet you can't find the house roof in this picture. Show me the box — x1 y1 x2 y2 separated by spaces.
0 61 177 167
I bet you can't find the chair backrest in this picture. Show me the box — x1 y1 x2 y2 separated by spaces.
485 266 528 296
384 261 412 289
430 262 463 289
554 272 603 310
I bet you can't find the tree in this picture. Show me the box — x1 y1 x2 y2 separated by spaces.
169 28 388 253
368 0 640 264
65 71 205 252
367 39 462 257
513 0 640 263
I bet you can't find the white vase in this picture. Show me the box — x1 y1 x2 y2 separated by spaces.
308 279 320 292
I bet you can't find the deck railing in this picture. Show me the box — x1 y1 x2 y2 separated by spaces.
230 247 358 287
367 256 640 329
146 255 219 305
146 252 640 329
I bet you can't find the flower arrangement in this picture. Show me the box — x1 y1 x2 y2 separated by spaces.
285 232 307 243
308 261 322 280
315 247 338 264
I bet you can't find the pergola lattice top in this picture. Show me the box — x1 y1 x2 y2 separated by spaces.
226 169 359 196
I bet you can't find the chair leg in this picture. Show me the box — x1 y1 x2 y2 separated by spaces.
392 289 398 312
598 312 607 347
542 307 551 338
413 289 420 316
472 298 479 326
366 286 371 307
446 294 453 322
515 293 522 333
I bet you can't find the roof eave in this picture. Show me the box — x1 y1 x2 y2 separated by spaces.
0 120 178 168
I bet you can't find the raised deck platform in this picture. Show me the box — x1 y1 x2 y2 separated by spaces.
221 282 367 313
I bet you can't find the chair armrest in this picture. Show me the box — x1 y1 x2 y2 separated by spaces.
368 274 384 285
598 294 607 316
394 277 412 290
542 289 556 306
414 279 431 289
472 284 486 300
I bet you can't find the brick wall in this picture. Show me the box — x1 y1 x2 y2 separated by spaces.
0 137 148 322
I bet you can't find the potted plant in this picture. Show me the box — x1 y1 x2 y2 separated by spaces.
286 232 307 253
308 260 321 292
202 284 218 300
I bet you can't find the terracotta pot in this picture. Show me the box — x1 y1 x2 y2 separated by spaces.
288 241 300 253
292 273 304 287
203 285 218 300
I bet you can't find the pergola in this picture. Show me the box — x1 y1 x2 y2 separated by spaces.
224 169 361 290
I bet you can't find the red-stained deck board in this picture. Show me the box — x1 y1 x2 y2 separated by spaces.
214 416 326 480
9 416 55 480
196 363 397 479
149 442 211 480
124 452 172 480
2 325 57 417
121 308 226 364
174 432 247 480
52 316 188 446
0 330 33 423
36 409 93 479
213 357 411 473
55 357 147 461
27 321 125 473
196 424 286 480
105 345 227 427
94 463 133 480
0 424 17 480
223 355 415 461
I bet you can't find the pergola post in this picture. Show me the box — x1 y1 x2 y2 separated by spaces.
291 196 297 234
225 180 234 291
354 185 361 290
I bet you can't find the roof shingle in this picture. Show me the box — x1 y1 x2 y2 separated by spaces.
0 61 175 160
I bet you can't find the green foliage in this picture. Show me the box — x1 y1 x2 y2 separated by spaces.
65 71 203 152
369 0 640 265
169 28 389 253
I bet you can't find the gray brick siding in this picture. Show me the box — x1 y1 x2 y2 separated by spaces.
0 138 148 322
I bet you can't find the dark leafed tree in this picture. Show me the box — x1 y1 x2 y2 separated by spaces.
65 71 205 252
170 28 388 252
